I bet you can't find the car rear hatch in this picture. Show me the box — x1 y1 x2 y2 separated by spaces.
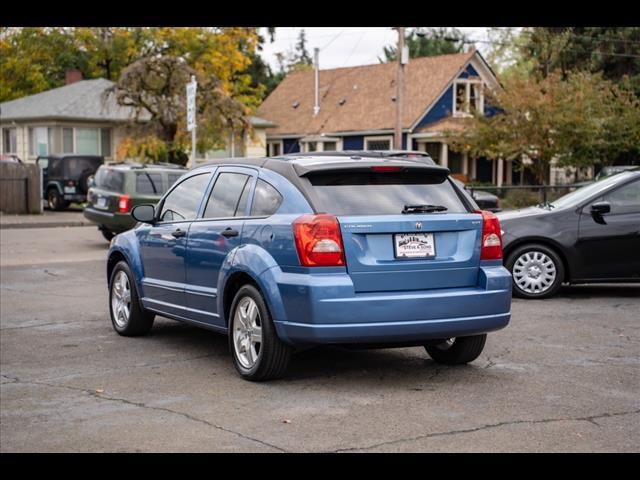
297 160 482 293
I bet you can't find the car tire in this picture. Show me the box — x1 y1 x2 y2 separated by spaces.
506 243 565 299
109 260 154 336
100 228 115 242
229 284 291 381
47 188 68 211
425 334 487 365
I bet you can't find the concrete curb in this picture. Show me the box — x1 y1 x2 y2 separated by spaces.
0 220 94 229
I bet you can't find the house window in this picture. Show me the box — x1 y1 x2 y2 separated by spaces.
424 142 441 163
76 128 100 155
2 128 17 154
307 141 317 152
63 128 74 153
365 136 392 151
29 127 52 156
453 80 484 116
267 141 282 157
323 141 337 151
101 128 112 157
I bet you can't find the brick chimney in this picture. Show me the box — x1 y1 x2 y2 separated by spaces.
65 69 83 85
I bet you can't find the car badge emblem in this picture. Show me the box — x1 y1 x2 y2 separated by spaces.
416 222 422 230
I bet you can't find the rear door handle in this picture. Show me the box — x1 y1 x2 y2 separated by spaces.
171 228 186 238
221 228 239 238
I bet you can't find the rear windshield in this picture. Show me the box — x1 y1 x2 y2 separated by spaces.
308 172 468 215
95 167 124 193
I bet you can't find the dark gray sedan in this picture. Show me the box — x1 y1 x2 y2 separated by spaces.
498 170 640 299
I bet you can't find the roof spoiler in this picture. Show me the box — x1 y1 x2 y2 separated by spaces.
293 160 450 177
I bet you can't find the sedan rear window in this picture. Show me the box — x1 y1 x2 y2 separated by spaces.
308 172 468 215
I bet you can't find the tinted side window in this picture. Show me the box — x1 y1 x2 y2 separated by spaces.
168 172 184 187
136 172 163 194
251 179 283 216
49 159 63 178
603 180 640 214
160 173 210 222
203 173 250 218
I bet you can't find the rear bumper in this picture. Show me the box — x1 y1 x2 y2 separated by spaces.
270 265 512 346
83 207 135 232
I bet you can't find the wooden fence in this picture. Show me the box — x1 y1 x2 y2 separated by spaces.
0 162 42 214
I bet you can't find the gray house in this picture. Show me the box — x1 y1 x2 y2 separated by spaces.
1 73 275 163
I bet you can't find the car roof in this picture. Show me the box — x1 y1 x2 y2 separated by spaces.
39 155 103 160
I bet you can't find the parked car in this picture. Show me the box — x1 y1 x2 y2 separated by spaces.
571 165 639 189
498 169 640 299
107 152 512 381
36 155 104 210
84 162 187 241
0 154 22 163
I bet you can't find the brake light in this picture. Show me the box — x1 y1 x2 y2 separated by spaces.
293 214 346 267
371 166 402 173
118 194 130 213
476 210 502 260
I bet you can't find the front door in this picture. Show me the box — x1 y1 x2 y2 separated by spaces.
137 172 212 317
185 168 256 326
575 179 640 280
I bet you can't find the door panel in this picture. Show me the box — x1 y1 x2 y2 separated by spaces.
138 172 212 316
185 168 256 326
575 180 640 280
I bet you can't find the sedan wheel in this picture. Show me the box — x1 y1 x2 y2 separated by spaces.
506 244 565 299
512 251 557 295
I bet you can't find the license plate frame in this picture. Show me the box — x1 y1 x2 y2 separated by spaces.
393 233 436 259
95 197 108 210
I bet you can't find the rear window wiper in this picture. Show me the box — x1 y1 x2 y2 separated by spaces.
402 204 448 214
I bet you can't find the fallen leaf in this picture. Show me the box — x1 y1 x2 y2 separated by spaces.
95 389 104 394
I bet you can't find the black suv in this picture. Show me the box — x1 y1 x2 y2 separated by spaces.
36 155 104 210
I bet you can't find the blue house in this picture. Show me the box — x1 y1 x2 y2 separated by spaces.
257 49 512 185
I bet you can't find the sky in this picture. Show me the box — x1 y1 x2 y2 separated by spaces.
258 27 494 71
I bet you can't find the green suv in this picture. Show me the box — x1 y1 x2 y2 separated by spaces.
84 163 187 241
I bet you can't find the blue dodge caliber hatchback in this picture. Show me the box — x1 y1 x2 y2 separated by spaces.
107 152 512 381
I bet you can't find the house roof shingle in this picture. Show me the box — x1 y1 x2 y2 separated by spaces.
256 51 476 137
0 79 135 122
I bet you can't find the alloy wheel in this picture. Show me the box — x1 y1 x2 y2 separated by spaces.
233 297 263 369
111 270 131 328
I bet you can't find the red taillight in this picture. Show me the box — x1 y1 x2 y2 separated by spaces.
118 194 130 213
371 166 402 173
292 214 346 267
476 210 503 260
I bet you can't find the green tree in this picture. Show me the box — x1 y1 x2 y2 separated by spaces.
380 27 468 62
446 71 640 184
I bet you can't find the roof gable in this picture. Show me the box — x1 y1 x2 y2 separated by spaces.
0 79 136 122
257 51 479 136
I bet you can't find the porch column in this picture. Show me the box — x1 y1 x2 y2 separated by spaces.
471 156 477 180
506 159 513 185
440 142 448 168
497 157 504 187
462 152 469 176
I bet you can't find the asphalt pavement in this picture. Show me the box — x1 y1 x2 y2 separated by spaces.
1 225 638 452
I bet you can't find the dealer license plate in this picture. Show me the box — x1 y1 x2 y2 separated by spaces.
394 233 436 259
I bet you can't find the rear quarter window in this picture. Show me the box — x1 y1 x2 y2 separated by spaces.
251 179 283 216
307 172 468 215
135 172 163 194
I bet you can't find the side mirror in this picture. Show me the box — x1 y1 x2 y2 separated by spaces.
131 204 156 224
590 201 610 224
591 201 611 215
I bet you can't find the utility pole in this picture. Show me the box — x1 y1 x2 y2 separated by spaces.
394 27 406 150
313 47 320 116
186 75 197 168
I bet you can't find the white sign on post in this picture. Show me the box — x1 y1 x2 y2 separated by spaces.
186 80 197 132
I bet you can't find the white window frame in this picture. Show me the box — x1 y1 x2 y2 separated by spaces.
364 135 394 151
453 79 484 117
69 127 112 157
300 138 343 153
267 140 283 157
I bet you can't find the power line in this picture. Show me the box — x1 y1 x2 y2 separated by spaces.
320 29 347 51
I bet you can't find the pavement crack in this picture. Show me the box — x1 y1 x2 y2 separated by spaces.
2 374 287 453
331 409 640 452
